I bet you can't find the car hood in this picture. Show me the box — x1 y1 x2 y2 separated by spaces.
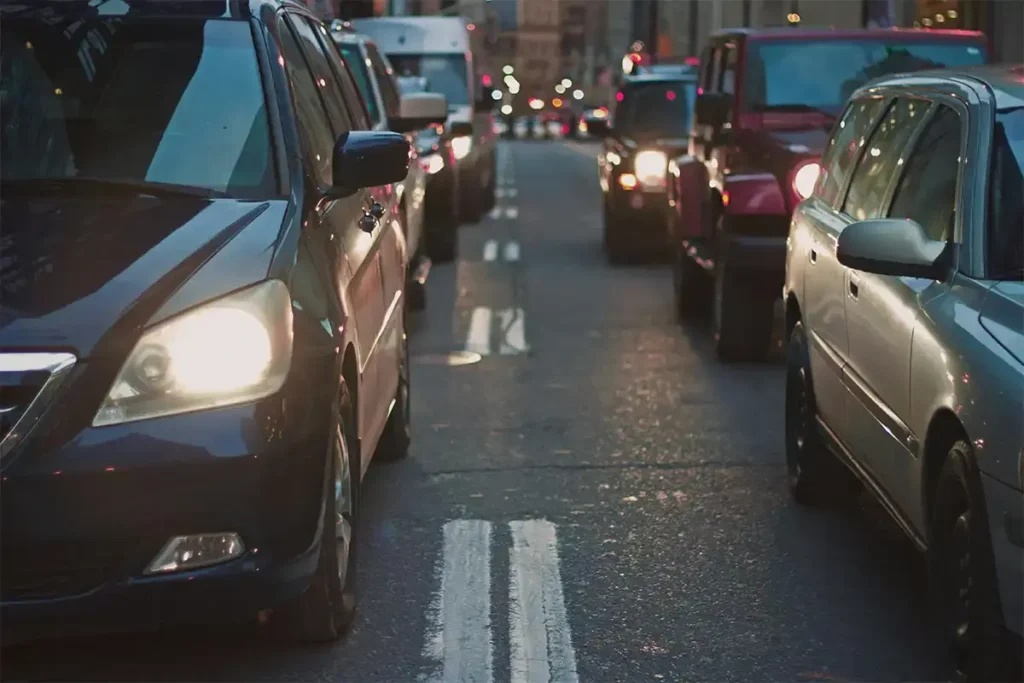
980 281 1024 366
0 195 287 359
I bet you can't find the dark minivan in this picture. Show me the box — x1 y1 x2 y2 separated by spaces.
0 0 442 644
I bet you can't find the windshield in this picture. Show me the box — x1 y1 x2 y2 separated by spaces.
989 109 1024 279
614 81 696 141
0 18 275 198
387 53 468 107
338 43 381 123
744 40 987 113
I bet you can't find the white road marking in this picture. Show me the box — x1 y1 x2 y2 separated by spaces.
498 308 529 355
507 188 519 198
466 307 492 356
509 520 579 683
483 240 498 262
424 520 494 683
496 187 508 199
503 241 520 262
504 207 519 219
488 206 502 220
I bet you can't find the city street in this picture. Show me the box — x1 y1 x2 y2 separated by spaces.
4 141 945 683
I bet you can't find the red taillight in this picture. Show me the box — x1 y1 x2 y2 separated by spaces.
615 91 624 102
685 56 699 66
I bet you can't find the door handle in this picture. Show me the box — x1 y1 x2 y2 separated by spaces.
359 213 377 233
848 274 860 299
368 202 385 219
809 248 818 264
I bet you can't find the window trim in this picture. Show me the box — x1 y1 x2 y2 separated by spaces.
251 16 289 196
315 30 375 130
817 96 886 209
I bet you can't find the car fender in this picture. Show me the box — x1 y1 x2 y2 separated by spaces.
669 155 712 240
721 173 787 217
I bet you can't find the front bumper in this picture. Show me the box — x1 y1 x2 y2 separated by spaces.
1 355 333 642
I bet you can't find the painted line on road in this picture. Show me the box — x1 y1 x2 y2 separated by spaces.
466 307 493 356
504 207 519 219
483 240 498 262
498 308 529 355
509 520 579 683
496 188 519 199
424 520 494 683
503 241 520 262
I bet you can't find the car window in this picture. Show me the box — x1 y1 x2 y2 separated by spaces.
366 43 400 118
337 42 381 125
614 81 696 141
816 97 885 206
887 105 961 242
842 98 926 221
311 25 372 130
287 14 352 137
0 18 275 197
707 47 723 94
388 53 468 106
720 45 737 95
987 109 1024 279
276 16 334 185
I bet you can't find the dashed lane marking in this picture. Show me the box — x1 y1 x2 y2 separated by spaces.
462 308 528 356
503 241 520 262
504 207 519 219
498 308 529 356
465 307 492 356
483 240 498 262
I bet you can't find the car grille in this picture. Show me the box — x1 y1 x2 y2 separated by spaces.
1 539 145 601
0 353 77 459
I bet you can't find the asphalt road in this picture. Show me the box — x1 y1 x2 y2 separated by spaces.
4 140 945 683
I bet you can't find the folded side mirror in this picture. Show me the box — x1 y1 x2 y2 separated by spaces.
449 121 474 138
392 92 448 134
331 131 410 193
836 218 950 279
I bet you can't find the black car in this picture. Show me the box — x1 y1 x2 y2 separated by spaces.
0 0 438 644
590 72 698 263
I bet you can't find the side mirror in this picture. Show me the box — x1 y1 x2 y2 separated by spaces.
331 131 410 193
586 118 610 138
836 218 950 279
449 121 473 138
474 97 495 113
392 92 447 134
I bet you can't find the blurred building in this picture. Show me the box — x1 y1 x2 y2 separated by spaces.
516 0 560 100
911 0 1023 62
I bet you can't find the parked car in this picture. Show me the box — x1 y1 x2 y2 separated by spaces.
589 70 698 263
668 27 988 362
0 0 433 644
784 65 1024 683
330 23 448 307
353 16 498 223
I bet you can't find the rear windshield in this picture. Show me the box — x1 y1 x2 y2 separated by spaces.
614 81 696 141
0 17 275 198
744 39 987 113
989 108 1024 280
388 53 468 107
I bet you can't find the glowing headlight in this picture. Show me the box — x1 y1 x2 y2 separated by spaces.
422 154 445 175
451 135 472 160
634 150 668 188
793 162 821 200
93 280 293 426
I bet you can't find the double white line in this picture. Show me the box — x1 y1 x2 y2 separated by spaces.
425 520 579 683
482 240 519 262
466 307 528 356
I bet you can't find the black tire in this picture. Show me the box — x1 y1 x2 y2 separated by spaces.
275 386 358 641
785 321 861 506
673 245 710 320
376 320 411 462
713 257 774 362
929 443 1020 683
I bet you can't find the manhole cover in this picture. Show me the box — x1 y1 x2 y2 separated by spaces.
413 351 482 367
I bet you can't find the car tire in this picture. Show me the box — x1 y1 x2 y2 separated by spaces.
275 386 358 641
928 442 1019 683
784 321 861 506
376 320 411 462
673 246 709 320
407 278 426 312
713 258 773 362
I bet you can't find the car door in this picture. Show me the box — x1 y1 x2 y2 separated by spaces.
845 101 964 500
801 96 886 432
278 14 387 452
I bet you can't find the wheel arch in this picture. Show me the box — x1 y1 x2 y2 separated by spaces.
342 343 359 449
922 407 971 528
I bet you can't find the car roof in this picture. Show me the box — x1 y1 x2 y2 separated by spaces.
711 26 986 41
858 64 1024 110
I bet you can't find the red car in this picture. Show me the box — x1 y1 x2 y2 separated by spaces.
668 27 988 362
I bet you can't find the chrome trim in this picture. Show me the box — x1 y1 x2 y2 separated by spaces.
0 352 77 460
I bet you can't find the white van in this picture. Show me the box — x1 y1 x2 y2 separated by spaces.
353 16 497 222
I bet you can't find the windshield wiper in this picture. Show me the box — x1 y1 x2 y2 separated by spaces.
1 177 228 199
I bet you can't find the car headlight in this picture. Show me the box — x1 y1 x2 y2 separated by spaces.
421 154 445 175
634 150 667 189
793 161 821 200
93 280 293 427
452 135 472 160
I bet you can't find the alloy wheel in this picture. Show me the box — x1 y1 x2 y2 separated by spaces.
785 363 811 484
334 423 354 587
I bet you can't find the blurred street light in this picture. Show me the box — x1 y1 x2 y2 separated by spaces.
509 82 520 94
561 78 572 88
572 89 584 100
491 89 502 101
529 98 544 110
552 97 563 108
502 64 514 75
555 84 566 94
501 104 513 115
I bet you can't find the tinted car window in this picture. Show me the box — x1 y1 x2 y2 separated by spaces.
311 22 371 131
887 105 961 242
614 80 696 141
988 109 1024 279
843 98 925 221
745 40 985 113
0 18 274 197
277 17 334 185
287 14 352 136
721 45 737 95
389 53 467 106
366 44 400 118
816 97 885 205
338 43 381 124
